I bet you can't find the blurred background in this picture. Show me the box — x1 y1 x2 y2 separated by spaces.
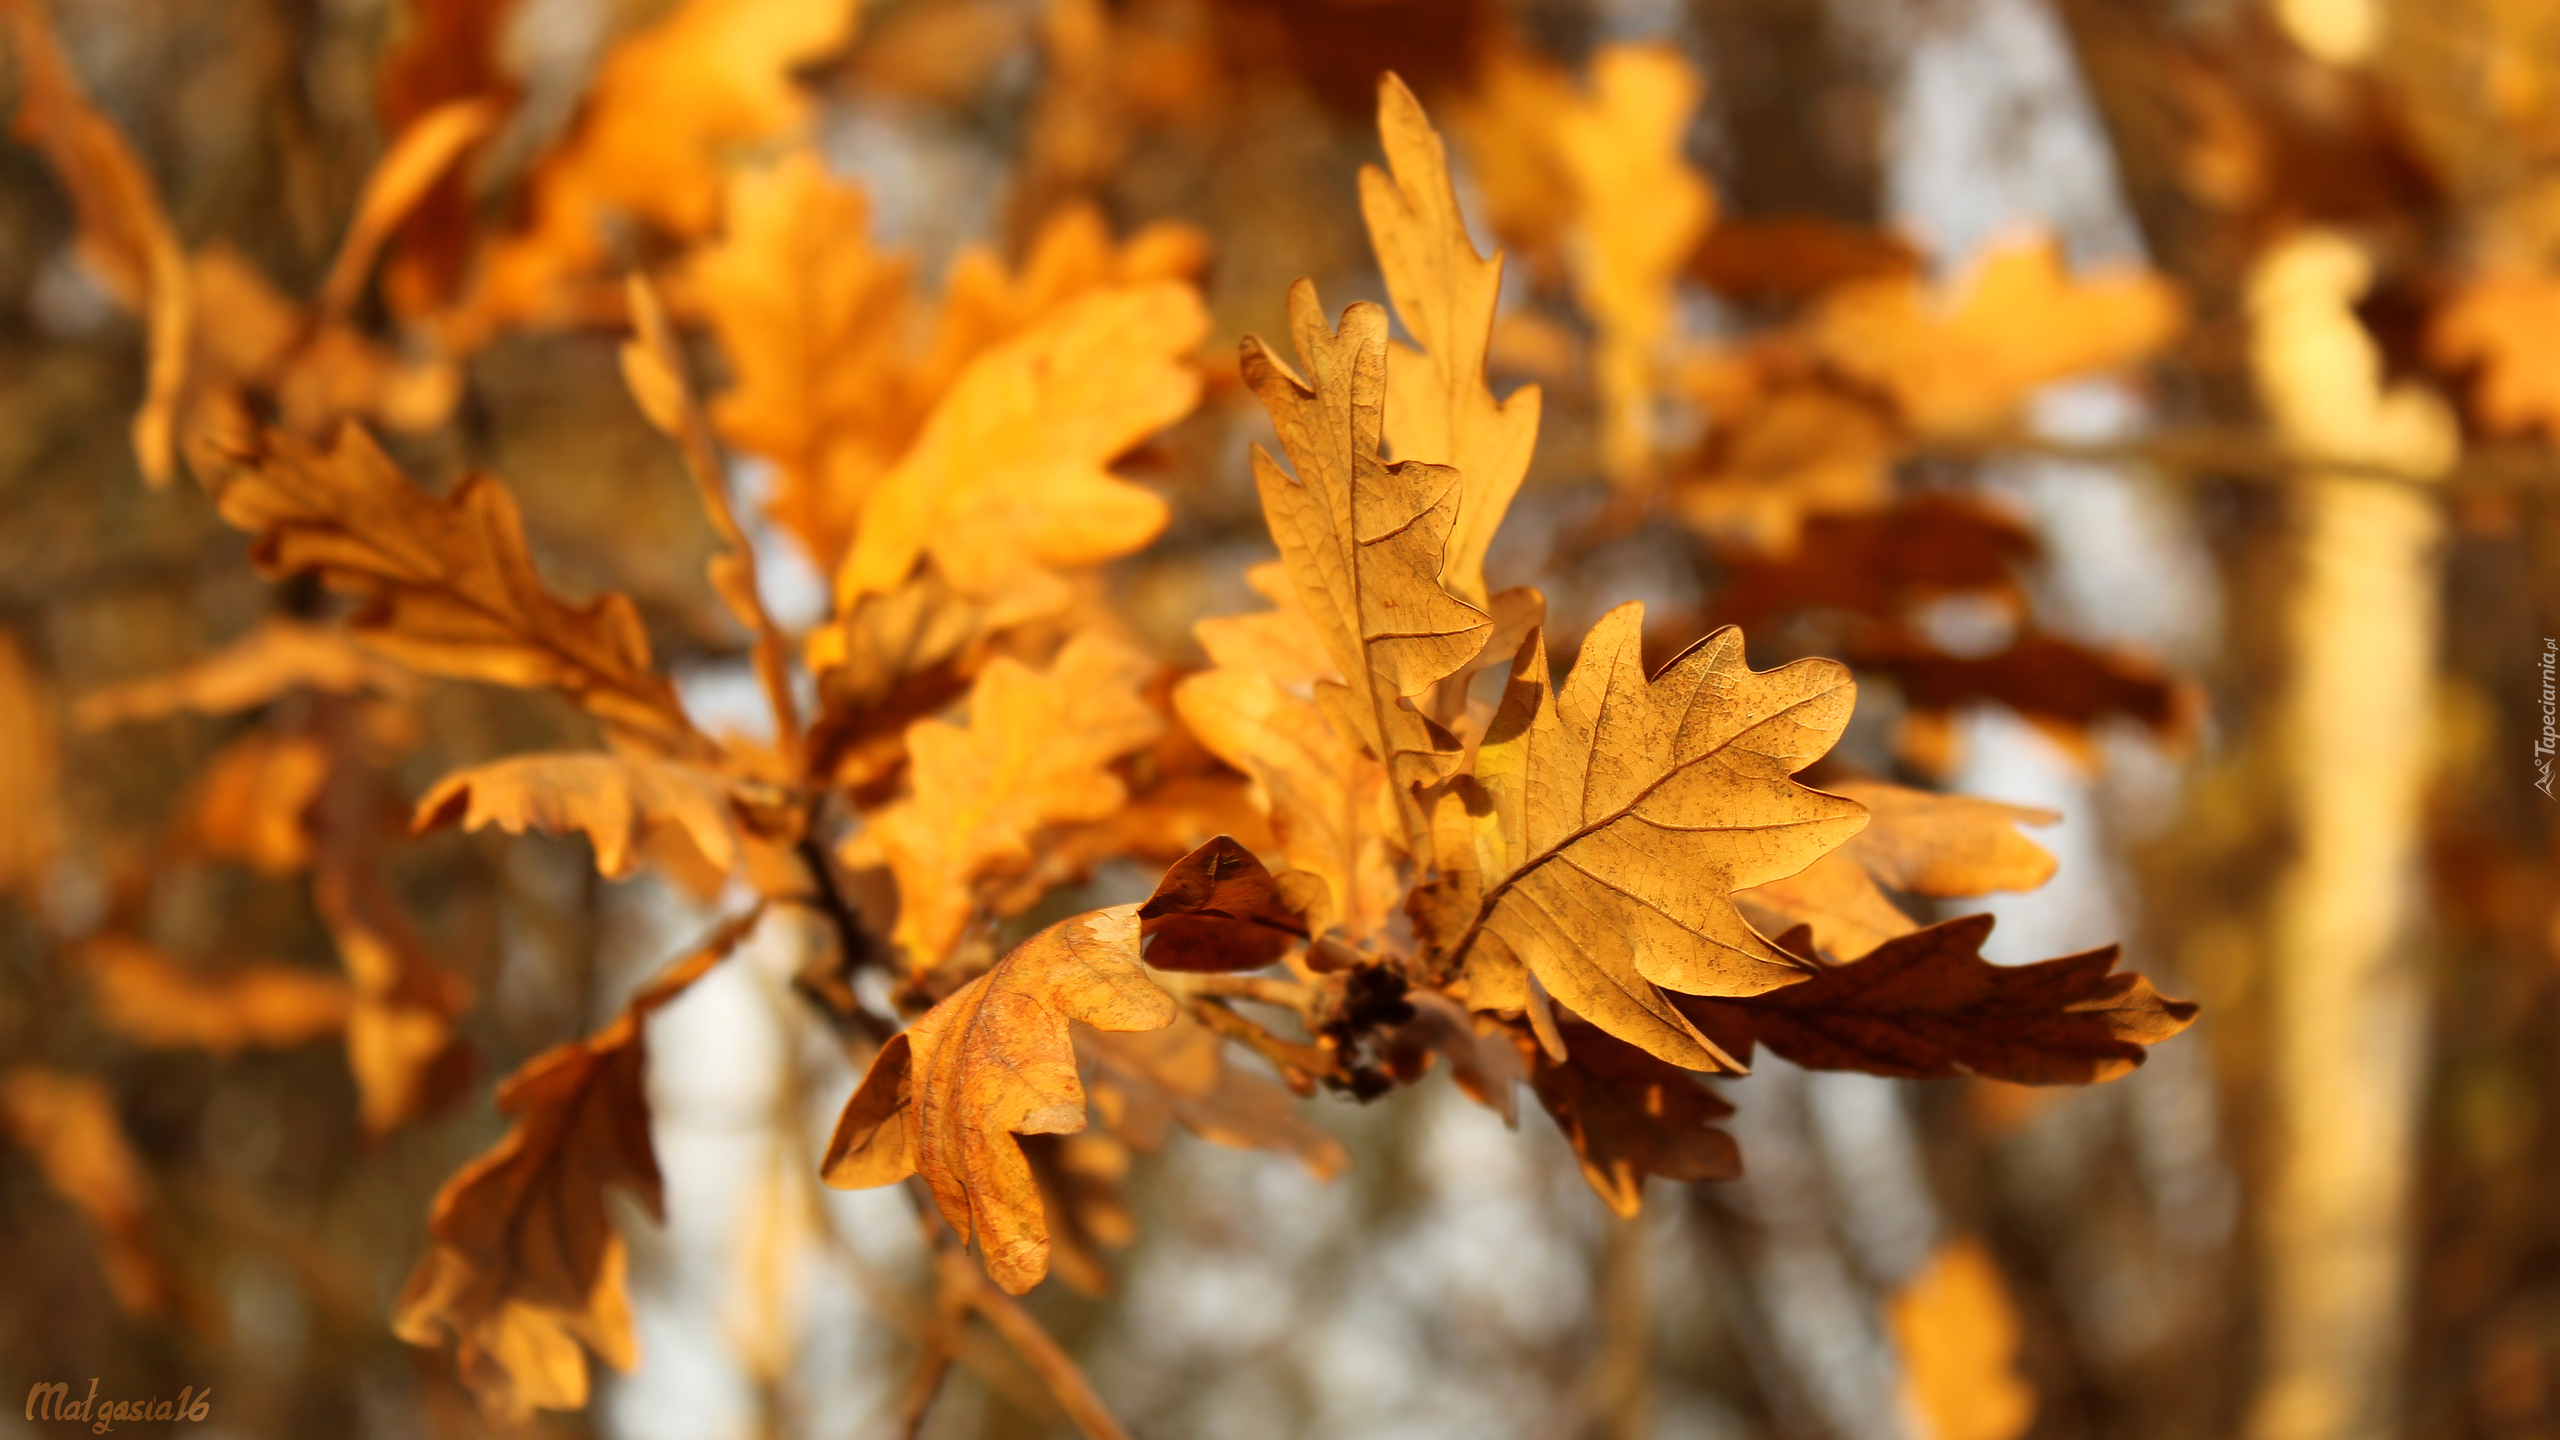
0 0 2556 1438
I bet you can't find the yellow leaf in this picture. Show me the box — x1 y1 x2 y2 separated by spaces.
0 1066 182 1316
1451 612 1865 1069
74 617 419 728
416 752 758 889
849 633 1164 965
1811 234 2184 438
1888 1236 2038 1440
0 630 60 897
81 935 350 1056
821 905 1176 1293
837 283 1202 625
1361 73 1542 610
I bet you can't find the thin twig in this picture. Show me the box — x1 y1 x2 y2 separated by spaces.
1150 970 1321 1019
1185 996 1332 1092
901 1179 1134 1440
620 272 805 769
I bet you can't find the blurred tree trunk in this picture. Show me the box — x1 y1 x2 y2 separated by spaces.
1689 0 1884 223
2243 228 2455 1440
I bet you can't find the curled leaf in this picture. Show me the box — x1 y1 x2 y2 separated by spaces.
1137 835 1311 973
822 905 1175 1293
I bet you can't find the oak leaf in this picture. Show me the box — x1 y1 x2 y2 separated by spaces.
458 0 859 338
1738 781 2058 961
315 852 475 1136
0 1066 181 1315
2428 269 2560 443
1134 835 1313 973
847 633 1164 965
1810 235 2183 437
835 282 1203 626
1526 1019 1739 1218
81 935 350 1056
74 617 419 728
1682 914 2199 1084
1550 45 1714 493
205 425 705 757
1362 74 1542 610
394 917 750 1420
1239 285 1490 844
821 905 1176 1294
1888 1236 2038 1440
1080 1015 1350 1180
1450 610 1864 1070
417 752 771 894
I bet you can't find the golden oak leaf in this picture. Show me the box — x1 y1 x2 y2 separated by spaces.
821 905 1177 1294
81 935 349 1056
1552 45 1715 493
0 631 61 897
1080 1016 1350 1179
178 728 330 876
205 426 706 757
75 617 418 728
1361 74 1541 611
1681 914 2198 1084
1173 664 1401 943
1448 610 1865 1071
1240 285 1490 844
1193 560 1341 689
2427 269 2560 442
0 1066 181 1316
1134 834 1312 973
395 918 747 1421
691 149 919 572
1526 1019 1739 1218
917 203 1208 397
1888 1236 2038 1440
416 753 769 895
1 0 190 484
848 633 1164 965
1738 781 2058 961
1447 44 1580 283
1810 235 2183 437
458 0 858 338
836 282 1203 626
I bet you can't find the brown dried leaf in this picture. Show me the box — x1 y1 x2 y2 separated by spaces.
1526 1020 1739 1218
394 918 749 1421
75 617 419 728
1453 611 1864 1070
0 1066 181 1315
1080 1015 1350 1179
205 426 706 757
81 935 349 1055
315 853 474 1136
848 633 1163 966
1136 835 1311 973
1683 914 2198 1084
821 905 1176 1294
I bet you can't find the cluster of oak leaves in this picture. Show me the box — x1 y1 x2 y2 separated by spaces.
0 0 2228 1426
